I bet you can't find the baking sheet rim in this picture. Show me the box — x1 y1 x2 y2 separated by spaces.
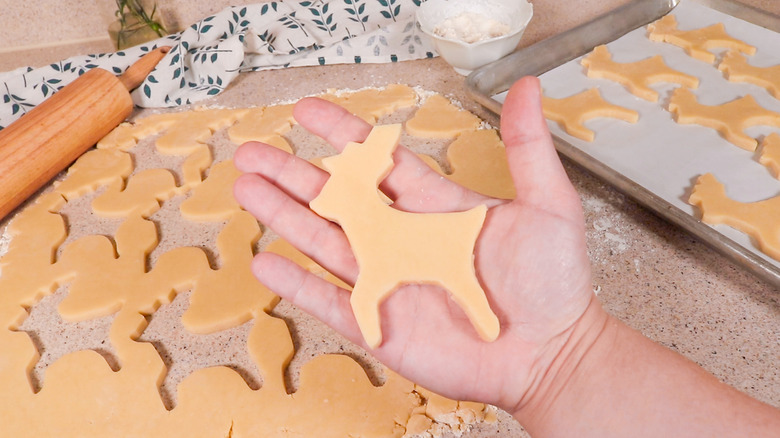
465 0 780 289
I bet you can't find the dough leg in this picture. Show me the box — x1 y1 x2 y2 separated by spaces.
350 277 384 349
446 275 500 342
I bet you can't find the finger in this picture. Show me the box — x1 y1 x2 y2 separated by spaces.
500 76 580 210
293 97 374 151
251 252 366 346
233 173 358 284
234 141 327 205
294 97 493 211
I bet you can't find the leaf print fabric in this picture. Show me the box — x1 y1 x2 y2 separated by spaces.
0 0 435 130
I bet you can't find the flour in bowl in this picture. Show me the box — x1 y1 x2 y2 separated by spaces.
433 12 511 43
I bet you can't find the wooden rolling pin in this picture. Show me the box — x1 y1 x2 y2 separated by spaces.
0 46 170 220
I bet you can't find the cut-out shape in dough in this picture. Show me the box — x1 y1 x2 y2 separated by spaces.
405 94 482 139
156 108 248 156
181 211 280 334
96 112 186 151
668 87 780 151
320 84 418 124
228 104 295 145
309 124 499 348
581 44 699 101
423 129 516 200
53 149 133 201
758 133 780 178
718 50 780 99
180 160 243 221
647 14 756 63
0 86 497 438
180 144 213 189
542 88 639 142
92 168 179 218
689 172 780 260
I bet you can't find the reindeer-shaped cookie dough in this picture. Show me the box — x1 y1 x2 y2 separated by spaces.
581 45 699 102
689 173 780 260
310 124 500 348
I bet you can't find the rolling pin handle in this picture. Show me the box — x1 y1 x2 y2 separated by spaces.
0 45 171 221
119 46 171 90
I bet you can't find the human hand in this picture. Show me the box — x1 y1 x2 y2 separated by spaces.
233 76 601 413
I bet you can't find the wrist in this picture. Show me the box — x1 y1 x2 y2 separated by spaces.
509 294 614 432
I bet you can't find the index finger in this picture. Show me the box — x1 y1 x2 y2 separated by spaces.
294 97 493 212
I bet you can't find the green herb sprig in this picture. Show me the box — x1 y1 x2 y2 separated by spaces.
114 0 168 49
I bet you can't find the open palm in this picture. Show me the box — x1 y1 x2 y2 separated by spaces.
233 77 596 413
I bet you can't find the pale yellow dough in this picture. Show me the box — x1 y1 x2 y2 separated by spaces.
668 87 780 151
758 133 780 178
542 88 639 142
320 84 418 123
310 124 499 348
581 44 699 102
405 94 482 139
0 86 502 437
689 173 780 261
718 50 780 100
648 14 756 63
423 129 515 200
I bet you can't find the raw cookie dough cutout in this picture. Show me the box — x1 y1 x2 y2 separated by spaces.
668 87 780 151
542 88 639 142
0 86 501 437
581 44 699 102
758 133 780 178
689 172 780 260
310 124 500 348
718 50 780 100
647 14 756 63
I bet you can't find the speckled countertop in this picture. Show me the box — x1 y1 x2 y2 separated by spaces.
1 0 778 436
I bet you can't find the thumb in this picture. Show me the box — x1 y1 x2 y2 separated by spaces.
500 76 577 209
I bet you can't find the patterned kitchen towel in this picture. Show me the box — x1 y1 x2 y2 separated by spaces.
0 0 436 130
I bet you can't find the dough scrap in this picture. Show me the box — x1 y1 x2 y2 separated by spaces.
668 87 780 151
0 86 500 437
309 124 500 348
581 44 699 101
320 84 418 123
53 149 133 201
647 14 756 63
180 160 243 221
180 144 213 189
718 50 780 99
91 168 179 218
156 108 248 156
424 129 516 200
689 173 780 260
228 104 295 145
542 88 639 142
405 94 482 139
97 112 186 151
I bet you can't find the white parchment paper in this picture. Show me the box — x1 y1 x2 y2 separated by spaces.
501 1 780 270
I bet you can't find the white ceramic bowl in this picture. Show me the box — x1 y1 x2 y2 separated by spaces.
417 0 533 75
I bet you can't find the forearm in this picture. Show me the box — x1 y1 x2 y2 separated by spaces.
513 297 780 437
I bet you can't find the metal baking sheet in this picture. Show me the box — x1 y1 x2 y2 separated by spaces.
466 0 780 288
